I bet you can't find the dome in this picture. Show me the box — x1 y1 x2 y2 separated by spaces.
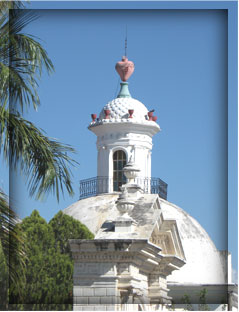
99 97 149 122
159 200 227 284
89 82 160 134
63 194 227 285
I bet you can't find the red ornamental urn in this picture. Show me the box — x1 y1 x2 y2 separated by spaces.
148 111 154 121
91 114 97 121
128 109 134 118
104 109 111 119
115 56 135 82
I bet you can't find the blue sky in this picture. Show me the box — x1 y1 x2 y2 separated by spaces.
1 4 237 278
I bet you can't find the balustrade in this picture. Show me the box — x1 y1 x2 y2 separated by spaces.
79 176 167 200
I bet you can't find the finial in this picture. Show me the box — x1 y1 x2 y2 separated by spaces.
125 25 127 57
115 56 134 82
115 27 134 82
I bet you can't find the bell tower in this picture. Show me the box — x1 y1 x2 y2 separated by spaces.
69 54 187 312
88 55 160 193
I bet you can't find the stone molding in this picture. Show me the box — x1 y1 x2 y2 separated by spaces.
70 238 186 309
149 216 186 261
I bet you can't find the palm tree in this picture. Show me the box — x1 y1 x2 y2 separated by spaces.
1 4 77 200
0 2 78 301
0 190 27 308
0 3 78 204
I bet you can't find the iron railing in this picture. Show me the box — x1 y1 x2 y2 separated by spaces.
79 176 168 200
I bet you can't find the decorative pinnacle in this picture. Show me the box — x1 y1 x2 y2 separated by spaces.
125 25 128 57
115 56 135 82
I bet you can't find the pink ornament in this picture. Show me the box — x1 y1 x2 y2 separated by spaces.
104 109 111 119
115 56 135 81
148 111 154 121
128 109 134 118
91 114 97 121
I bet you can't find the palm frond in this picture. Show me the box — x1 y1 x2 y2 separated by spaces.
0 61 40 111
0 8 54 112
0 1 25 12
0 106 78 201
0 189 27 288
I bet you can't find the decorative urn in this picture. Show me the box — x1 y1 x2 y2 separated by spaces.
104 109 111 119
115 56 135 82
123 160 140 184
91 114 97 122
128 109 134 118
116 185 135 214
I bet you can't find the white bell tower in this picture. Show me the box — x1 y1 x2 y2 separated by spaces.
88 56 160 193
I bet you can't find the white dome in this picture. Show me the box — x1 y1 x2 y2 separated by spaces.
63 194 227 285
159 200 227 284
99 97 149 122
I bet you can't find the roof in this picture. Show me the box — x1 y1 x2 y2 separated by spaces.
88 83 160 134
99 97 149 122
88 96 160 136
63 193 159 239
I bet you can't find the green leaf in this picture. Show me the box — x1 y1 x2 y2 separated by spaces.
0 8 54 112
0 106 78 201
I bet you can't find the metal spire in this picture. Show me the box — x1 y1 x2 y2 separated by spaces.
125 25 127 57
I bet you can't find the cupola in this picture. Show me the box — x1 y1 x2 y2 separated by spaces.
87 55 163 195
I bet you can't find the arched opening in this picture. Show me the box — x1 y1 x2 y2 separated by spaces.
113 150 127 191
